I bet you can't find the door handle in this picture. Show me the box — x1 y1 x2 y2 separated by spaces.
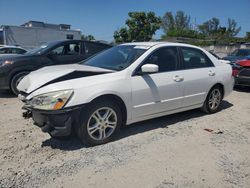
173 75 184 82
208 70 216 76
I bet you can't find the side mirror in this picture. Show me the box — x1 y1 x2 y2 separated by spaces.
141 64 159 74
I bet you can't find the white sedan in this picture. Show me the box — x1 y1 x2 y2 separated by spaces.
18 42 234 146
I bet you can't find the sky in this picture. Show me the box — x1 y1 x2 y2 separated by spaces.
0 0 249 42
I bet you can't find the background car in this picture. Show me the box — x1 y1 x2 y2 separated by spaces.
0 46 27 56
223 48 250 63
232 55 250 87
0 40 112 95
18 42 234 146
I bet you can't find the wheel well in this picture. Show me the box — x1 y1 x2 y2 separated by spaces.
91 94 127 125
211 83 224 98
9 70 31 85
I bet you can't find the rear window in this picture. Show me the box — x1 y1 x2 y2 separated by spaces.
12 48 26 54
84 42 110 56
0 48 7 54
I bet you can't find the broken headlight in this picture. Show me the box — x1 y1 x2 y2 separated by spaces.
29 90 73 110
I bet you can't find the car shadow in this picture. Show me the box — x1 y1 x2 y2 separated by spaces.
234 86 250 93
41 100 233 150
0 90 16 98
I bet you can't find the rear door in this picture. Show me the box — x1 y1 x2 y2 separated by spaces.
179 47 216 107
131 46 184 118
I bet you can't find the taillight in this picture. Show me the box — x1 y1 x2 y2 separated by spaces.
231 63 242 77
232 69 239 77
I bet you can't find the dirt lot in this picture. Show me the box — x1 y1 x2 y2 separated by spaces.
0 89 250 188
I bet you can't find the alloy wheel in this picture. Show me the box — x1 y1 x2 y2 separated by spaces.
208 88 221 110
87 107 117 141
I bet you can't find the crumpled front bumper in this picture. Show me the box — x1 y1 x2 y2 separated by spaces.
22 105 84 137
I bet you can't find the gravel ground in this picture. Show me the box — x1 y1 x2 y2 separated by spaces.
0 88 250 188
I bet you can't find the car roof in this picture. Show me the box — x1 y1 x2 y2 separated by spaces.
121 42 166 47
120 41 203 49
239 48 250 52
48 40 112 46
0 46 26 50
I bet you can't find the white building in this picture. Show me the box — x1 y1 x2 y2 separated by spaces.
0 21 82 49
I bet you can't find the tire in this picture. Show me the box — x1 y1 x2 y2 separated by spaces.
201 86 223 114
10 72 29 96
77 99 122 146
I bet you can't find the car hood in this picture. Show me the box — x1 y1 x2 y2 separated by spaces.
17 64 114 94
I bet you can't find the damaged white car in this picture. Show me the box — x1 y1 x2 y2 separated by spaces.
18 42 234 146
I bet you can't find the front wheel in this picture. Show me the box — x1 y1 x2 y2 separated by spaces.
77 100 122 146
10 72 29 95
201 86 223 114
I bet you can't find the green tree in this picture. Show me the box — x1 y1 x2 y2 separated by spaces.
245 32 250 41
198 17 220 37
161 11 198 38
174 11 191 30
162 12 175 32
245 32 250 40
227 18 241 37
113 12 161 43
114 27 130 43
198 18 241 40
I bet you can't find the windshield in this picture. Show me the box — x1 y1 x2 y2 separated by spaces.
25 45 49 55
82 45 148 71
25 42 59 55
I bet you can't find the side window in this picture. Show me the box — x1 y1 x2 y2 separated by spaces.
51 46 64 55
67 43 80 55
19 49 27 54
50 43 80 55
143 47 179 73
1 48 11 54
85 42 108 56
11 48 26 54
181 47 214 69
0 48 6 54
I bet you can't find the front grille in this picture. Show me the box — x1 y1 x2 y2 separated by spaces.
239 68 250 77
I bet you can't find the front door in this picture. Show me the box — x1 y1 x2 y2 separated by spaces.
131 46 184 118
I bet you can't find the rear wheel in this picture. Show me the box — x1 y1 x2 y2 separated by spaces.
10 72 29 96
201 86 223 114
77 99 122 146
